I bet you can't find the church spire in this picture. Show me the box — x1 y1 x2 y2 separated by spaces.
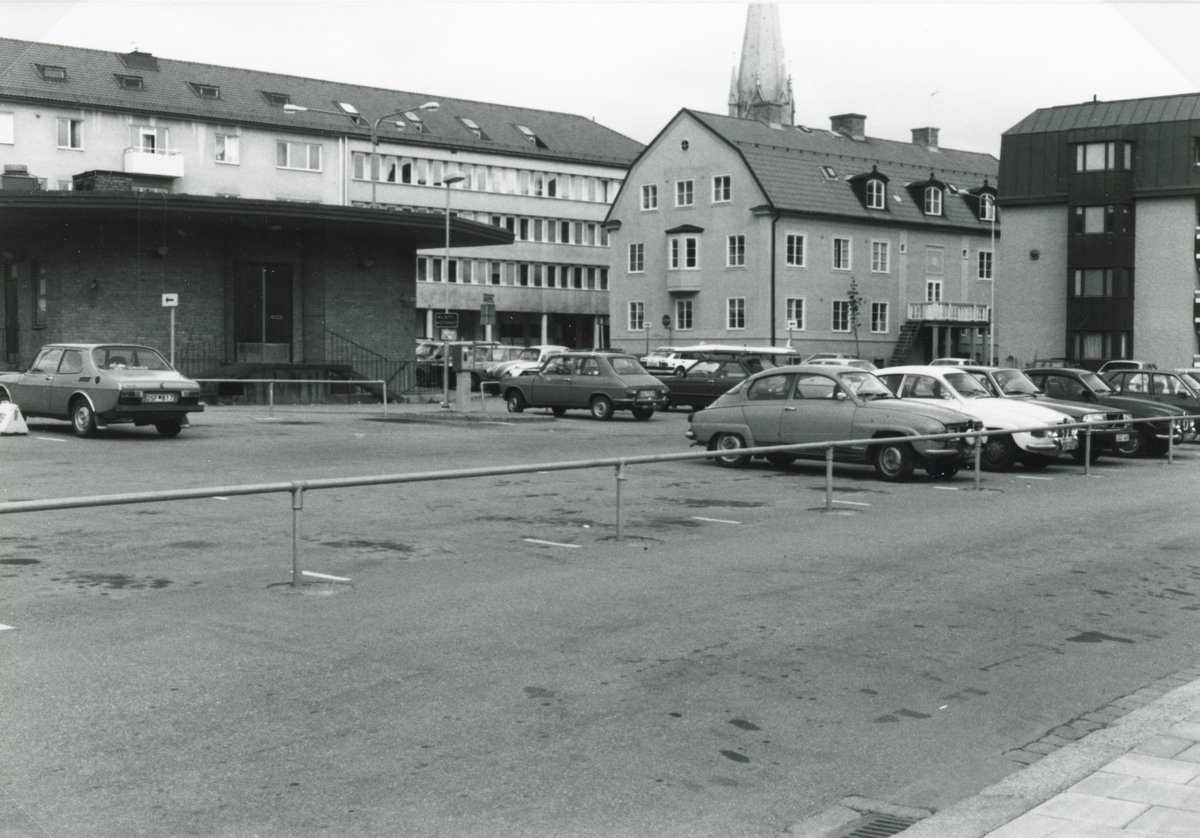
728 3 793 125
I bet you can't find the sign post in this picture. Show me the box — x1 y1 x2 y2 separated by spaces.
661 314 672 350
162 293 179 367
434 312 459 408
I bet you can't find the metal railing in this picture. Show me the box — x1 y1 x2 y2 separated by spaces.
324 329 411 394
193 378 389 416
907 302 991 323
1 415 1194 589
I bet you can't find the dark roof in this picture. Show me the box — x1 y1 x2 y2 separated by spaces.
684 110 998 231
0 38 643 167
1004 93 1200 135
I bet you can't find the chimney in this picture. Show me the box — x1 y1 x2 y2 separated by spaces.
830 113 866 141
2 164 38 192
912 127 940 151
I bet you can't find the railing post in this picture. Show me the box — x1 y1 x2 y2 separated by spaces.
382 381 388 416
291 483 305 587
1084 427 1093 477
614 460 626 541
825 445 834 511
269 380 275 418
1168 421 1175 465
973 431 982 491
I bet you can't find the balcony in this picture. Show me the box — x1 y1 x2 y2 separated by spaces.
124 148 185 178
666 271 702 293
907 302 990 324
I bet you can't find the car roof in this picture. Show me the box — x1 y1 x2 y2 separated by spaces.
39 343 157 351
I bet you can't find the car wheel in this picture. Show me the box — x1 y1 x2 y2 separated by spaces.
1113 430 1146 458
156 420 182 437
1071 445 1104 464
590 395 614 421
874 439 915 481
765 453 796 467
551 406 567 417
709 433 750 468
631 405 654 421
981 434 1018 471
0 387 10 403
71 398 97 438
923 459 959 479
673 366 686 376
505 391 526 413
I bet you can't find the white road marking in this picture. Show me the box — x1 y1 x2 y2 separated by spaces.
524 538 580 548
36 437 65 442
480 421 514 426
1021 476 1054 481
933 486 959 491
0 624 13 631
833 500 871 507
299 570 352 582
212 496 229 501
692 516 742 524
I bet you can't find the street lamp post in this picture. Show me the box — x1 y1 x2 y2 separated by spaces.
440 174 466 409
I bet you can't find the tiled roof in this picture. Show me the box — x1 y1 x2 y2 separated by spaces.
1004 93 1200 136
687 110 998 230
0 38 643 167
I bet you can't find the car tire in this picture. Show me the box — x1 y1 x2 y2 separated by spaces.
709 433 750 468
874 439 915 481
1113 430 1146 458
673 367 686 376
631 405 654 421
505 391 526 413
981 434 1018 471
551 406 567 417
923 459 959 479
590 395 614 421
765 453 796 467
156 420 182 437
0 387 10 403
71 398 97 438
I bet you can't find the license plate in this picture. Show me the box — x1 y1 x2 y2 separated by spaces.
144 392 177 403
1062 438 1078 451
1115 433 1129 442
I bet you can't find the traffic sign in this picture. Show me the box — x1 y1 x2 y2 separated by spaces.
434 312 459 329
480 303 496 326
162 293 179 307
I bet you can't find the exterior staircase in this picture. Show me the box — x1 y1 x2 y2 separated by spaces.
888 321 922 367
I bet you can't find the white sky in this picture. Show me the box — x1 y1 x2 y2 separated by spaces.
1 1 1197 157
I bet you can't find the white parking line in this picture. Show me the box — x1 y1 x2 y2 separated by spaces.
212 496 230 501
524 538 580 548
0 624 13 631
833 500 871 507
933 486 959 491
36 437 65 443
692 516 742 524
299 570 352 582
1021 476 1054 481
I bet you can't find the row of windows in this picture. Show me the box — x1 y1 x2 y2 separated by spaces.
416 257 608 290
483 215 608 247
1071 204 1134 236
628 233 994 279
639 176 732 210
1074 141 1133 173
1070 267 1133 298
627 298 890 333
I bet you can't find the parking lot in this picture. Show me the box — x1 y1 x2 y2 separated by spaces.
4 402 1200 837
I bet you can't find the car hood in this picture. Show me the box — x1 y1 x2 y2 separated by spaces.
870 399 976 425
1098 394 1188 416
933 395 1069 428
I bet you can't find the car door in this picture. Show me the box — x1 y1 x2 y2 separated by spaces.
739 373 794 445
1152 373 1200 413
533 356 575 405
12 347 62 414
777 372 857 449
571 357 604 408
49 348 88 416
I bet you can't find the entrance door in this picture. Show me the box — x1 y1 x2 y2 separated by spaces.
235 263 293 362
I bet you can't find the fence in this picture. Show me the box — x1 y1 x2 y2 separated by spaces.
192 379 389 415
2 416 1194 589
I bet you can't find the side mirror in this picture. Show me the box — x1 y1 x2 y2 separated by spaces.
835 389 848 401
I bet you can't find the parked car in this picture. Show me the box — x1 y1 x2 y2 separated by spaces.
876 365 1077 470
1098 360 1156 373
685 365 981 481
930 358 973 366
638 346 680 374
960 365 1133 463
481 345 569 394
0 343 204 438
1024 367 1190 457
1102 370 1200 439
501 350 670 420
806 357 877 371
661 355 778 410
1026 358 1082 369
1175 369 1200 391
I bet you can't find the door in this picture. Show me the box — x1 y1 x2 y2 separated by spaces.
778 373 858 449
533 355 576 405
14 347 62 413
235 263 293 362
49 348 88 416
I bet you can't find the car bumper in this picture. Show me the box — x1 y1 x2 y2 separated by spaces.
100 402 205 423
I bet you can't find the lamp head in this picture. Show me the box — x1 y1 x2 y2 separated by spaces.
282 104 306 114
442 175 466 186
418 102 439 112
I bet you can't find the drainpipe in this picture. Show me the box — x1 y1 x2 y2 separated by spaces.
770 211 780 346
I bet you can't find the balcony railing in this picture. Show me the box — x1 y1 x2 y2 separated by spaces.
124 147 185 178
666 272 702 293
907 302 990 324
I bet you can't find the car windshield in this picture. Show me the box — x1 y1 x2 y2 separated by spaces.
944 372 992 398
93 346 172 371
1081 373 1114 394
840 372 894 399
1182 371 1200 389
993 369 1041 396
518 349 542 361
609 357 647 376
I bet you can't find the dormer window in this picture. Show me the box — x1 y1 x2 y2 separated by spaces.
963 180 998 223
190 82 221 100
866 179 886 209
924 186 942 216
114 74 144 91
980 193 995 222
458 117 490 141
848 166 889 211
820 165 837 180
261 91 291 107
515 125 548 148
404 111 427 133
36 64 67 82
335 102 367 127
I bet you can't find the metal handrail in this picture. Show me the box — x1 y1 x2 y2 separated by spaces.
193 378 388 416
1 415 1194 587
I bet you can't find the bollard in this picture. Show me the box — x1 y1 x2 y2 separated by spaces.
1084 427 1093 477
383 382 388 416
825 446 833 511
269 380 275 418
1169 423 1175 465
614 460 626 541
974 431 982 491
291 483 304 587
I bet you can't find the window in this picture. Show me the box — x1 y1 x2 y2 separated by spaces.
866 179 886 210
675 180 693 207
190 82 221 100
1071 268 1132 298
833 237 851 270
926 279 943 302
134 126 167 153
215 134 239 164
0 112 12 145
37 64 67 82
1073 331 1130 362
980 193 995 222
786 298 804 331
727 235 745 267
639 183 657 210
832 300 850 332
57 118 83 149
977 250 993 280
712 175 731 203
785 233 805 267
1075 141 1132 172
403 111 427 133
457 117 490 141
262 91 291 107
871 241 889 274
628 301 645 331
33 264 47 328
628 243 644 273
871 302 888 334
669 236 699 269
277 141 321 171
924 186 942 216
515 125 547 148
820 165 837 180
675 298 694 330
727 298 745 330
115 74 144 91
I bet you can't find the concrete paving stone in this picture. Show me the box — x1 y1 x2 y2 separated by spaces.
1133 735 1195 759
1067 771 1137 798
1083 711 1123 724
1068 719 1106 733
783 804 860 837
1167 721 1200 741
1110 777 1200 811
1028 792 1147 827
981 813 1067 838
1180 745 1200 766
1035 825 1145 838
1112 696 1151 710
1008 750 1043 765
1125 805 1200 836
1103 753 1200 784
1052 726 1089 741
1041 734 1077 748
1026 742 1061 755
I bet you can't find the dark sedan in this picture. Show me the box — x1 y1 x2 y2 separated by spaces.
1103 370 1200 420
663 355 776 411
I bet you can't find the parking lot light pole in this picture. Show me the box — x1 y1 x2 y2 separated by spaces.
441 174 467 409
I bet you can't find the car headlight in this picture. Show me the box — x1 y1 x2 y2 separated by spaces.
1081 413 1105 423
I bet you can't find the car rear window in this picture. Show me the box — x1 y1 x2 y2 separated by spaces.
609 357 646 376
93 346 171 371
